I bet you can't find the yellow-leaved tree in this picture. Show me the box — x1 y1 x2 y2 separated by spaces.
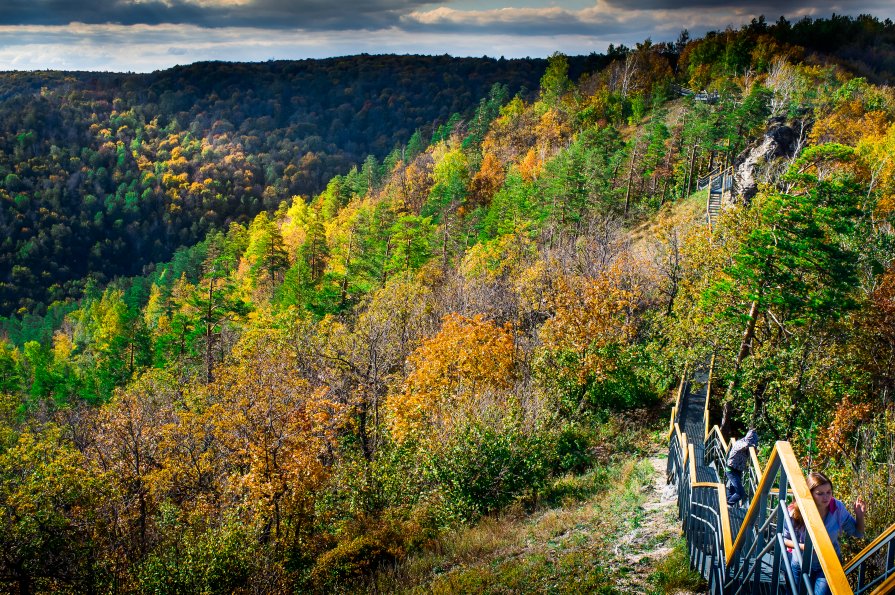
537 263 641 412
208 328 343 549
540 265 638 379
857 122 895 216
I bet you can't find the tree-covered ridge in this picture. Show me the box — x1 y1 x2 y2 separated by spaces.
2 14 895 593
0 55 569 317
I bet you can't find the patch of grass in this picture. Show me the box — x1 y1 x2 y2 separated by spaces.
605 459 653 520
372 456 663 594
540 464 615 507
649 537 707 594
422 548 619 595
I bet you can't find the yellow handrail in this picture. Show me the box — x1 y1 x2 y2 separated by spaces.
667 365 688 440
749 445 762 478
717 486 734 557
688 442 698 484
722 441 851 593
690 476 736 557
845 522 895 573
673 362 895 594
670 362 852 594
680 436 851 593
870 572 895 595
708 424 727 447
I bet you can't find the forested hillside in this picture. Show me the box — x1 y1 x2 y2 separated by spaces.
0 55 596 317
2 14 895 594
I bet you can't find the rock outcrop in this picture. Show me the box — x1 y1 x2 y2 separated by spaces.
733 117 806 203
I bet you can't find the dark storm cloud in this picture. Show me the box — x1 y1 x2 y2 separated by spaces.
0 0 435 30
3 1 894 72
395 0 889 41
4 1 893 38
600 0 891 16
0 23 223 47
0 0 201 27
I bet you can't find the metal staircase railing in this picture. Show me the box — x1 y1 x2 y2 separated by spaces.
696 166 722 191
672 84 720 103
844 523 895 594
706 166 734 230
728 442 845 594
667 360 895 595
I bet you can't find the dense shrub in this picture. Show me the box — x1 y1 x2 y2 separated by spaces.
307 525 403 592
135 510 263 595
552 421 596 474
423 420 550 524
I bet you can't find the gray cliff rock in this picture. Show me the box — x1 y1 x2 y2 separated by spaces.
733 117 806 203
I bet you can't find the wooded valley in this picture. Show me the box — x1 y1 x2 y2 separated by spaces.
2 13 895 594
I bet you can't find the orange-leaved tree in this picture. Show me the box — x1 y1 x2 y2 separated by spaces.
388 313 515 442
467 152 505 208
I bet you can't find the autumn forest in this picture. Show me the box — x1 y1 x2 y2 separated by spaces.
2 14 895 594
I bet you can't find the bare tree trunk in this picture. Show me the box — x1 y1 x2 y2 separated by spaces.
609 157 623 189
205 275 215 384
381 235 391 284
339 231 353 309
721 299 760 433
624 145 639 218
785 335 814 439
752 378 768 427
685 144 697 197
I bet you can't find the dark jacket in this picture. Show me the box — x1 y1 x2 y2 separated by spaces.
726 429 758 472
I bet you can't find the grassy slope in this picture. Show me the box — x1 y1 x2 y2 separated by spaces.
367 407 707 594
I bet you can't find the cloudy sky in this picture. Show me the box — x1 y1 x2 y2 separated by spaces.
0 0 892 72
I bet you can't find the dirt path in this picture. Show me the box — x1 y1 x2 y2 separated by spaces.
605 455 699 593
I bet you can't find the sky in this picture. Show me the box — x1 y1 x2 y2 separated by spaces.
0 1 893 73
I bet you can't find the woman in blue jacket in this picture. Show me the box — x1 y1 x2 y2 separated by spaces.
783 472 866 595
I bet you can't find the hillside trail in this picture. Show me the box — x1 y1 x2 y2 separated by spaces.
372 445 708 593
606 454 706 594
